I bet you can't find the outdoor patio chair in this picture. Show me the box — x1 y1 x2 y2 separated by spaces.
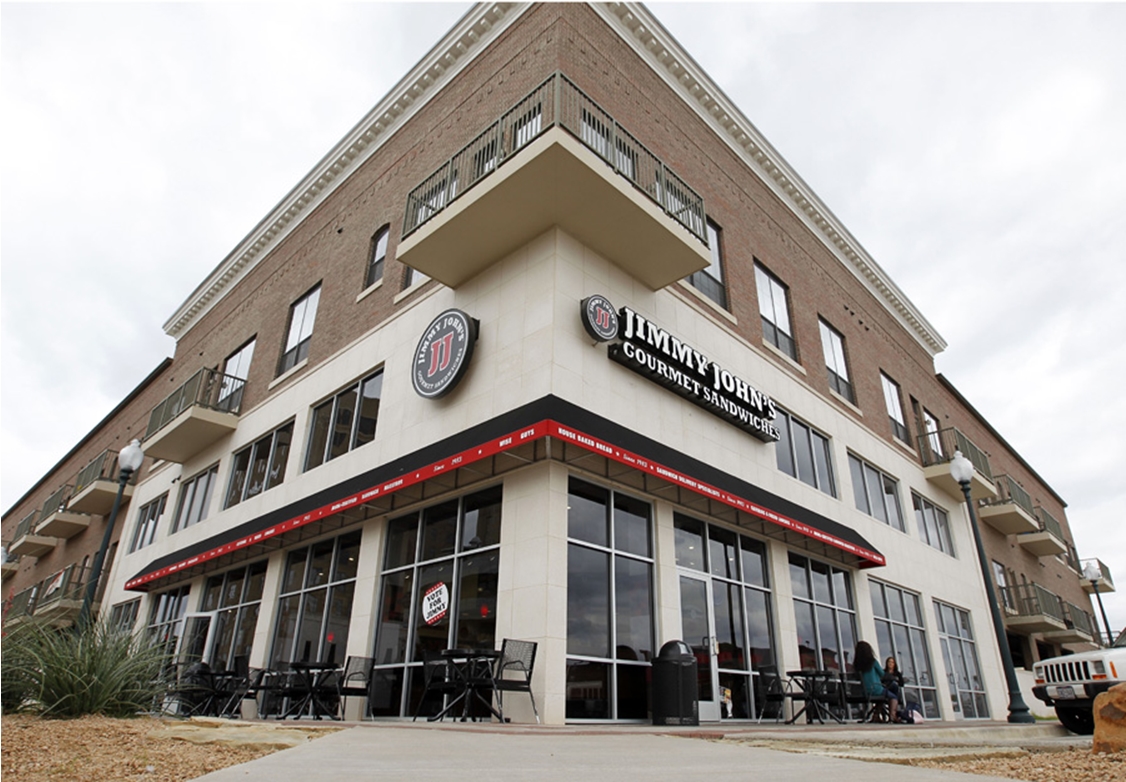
493 638 540 724
337 656 374 719
841 672 889 723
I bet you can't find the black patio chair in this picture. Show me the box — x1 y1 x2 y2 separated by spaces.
841 672 889 723
412 649 462 721
337 656 374 719
493 638 540 724
754 668 791 723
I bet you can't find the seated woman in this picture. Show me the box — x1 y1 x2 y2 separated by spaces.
853 641 898 722
883 655 905 704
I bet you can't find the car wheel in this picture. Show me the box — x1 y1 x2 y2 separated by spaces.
1055 705 1095 735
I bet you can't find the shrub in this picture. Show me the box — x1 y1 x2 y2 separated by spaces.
1 618 170 718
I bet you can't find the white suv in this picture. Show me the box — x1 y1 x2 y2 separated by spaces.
1032 629 1126 734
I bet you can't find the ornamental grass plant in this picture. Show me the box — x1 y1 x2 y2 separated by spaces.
1 617 169 718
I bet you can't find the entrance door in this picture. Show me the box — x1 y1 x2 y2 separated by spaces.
177 612 218 665
679 573 720 721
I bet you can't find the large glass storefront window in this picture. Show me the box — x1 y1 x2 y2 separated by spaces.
270 530 361 667
789 554 856 671
200 560 267 670
870 580 940 718
674 514 776 720
371 486 502 718
147 585 191 657
566 478 655 720
934 600 990 719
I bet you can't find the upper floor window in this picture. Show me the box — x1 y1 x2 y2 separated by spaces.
922 408 943 458
848 454 905 532
225 421 295 508
171 464 219 533
880 373 909 443
218 337 255 412
403 266 430 290
278 285 321 375
305 369 384 471
819 319 854 403
365 226 389 288
687 219 726 309
755 262 796 360
914 493 954 556
774 409 835 496
129 493 167 553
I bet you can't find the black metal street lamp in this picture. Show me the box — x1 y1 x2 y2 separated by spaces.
1083 561 1114 648
77 439 145 629
950 450 1034 723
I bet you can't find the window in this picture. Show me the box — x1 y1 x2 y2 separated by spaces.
200 561 267 671
129 493 167 553
881 373 909 443
278 285 321 375
674 515 777 720
109 599 141 632
870 581 940 719
774 409 835 496
922 408 943 458
371 486 502 717
934 600 990 719
755 263 796 359
819 319 854 402
789 554 856 672
146 585 190 657
225 421 295 508
567 478 654 720
218 338 255 412
848 454 905 531
171 464 219 533
403 266 430 290
913 493 955 555
365 226 389 288
687 219 726 308
993 561 1016 612
271 531 360 667
305 370 383 471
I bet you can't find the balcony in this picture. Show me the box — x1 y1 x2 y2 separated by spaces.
1018 506 1068 558
5 586 37 626
398 72 711 291
143 368 244 463
917 427 996 501
1044 600 1096 645
32 564 93 627
1000 582 1067 634
1080 558 1115 594
977 474 1040 535
1 547 17 581
34 484 90 540
8 511 58 559
67 448 136 515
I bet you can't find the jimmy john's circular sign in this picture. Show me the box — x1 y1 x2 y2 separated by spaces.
580 294 619 342
412 309 479 399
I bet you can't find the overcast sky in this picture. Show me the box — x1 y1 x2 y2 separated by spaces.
3 3 1124 635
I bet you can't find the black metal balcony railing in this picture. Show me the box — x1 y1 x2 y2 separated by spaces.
917 426 994 481
1034 506 1064 540
1000 582 1065 624
38 484 72 523
73 448 136 495
403 72 707 245
1081 558 1114 589
8 586 37 620
1062 601 1094 637
13 511 38 540
145 367 246 440
6 564 98 624
982 474 1034 515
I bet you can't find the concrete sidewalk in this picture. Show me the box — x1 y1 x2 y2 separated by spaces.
192 721 1083 781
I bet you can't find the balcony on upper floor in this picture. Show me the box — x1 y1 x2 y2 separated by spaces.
31 563 94 627
999 582 1068 635
8 510 58 559
1043 599 1096 646
1 546 17 580
977 474 1040 536
398 72 711 290
917 427 997 501
143 367 244 463
67 448 137 515
1080 558 1115 594
5 585 37 626
1018 506 1068 558
34 484 91 540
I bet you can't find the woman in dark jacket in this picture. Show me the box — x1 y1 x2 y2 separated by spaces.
854 641 898 722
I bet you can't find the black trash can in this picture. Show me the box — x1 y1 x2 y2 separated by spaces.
651 640 699 725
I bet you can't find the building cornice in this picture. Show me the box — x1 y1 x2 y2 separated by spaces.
164 3 530 338
593 3 947 357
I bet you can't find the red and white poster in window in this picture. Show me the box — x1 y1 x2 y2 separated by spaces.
422 582 449 626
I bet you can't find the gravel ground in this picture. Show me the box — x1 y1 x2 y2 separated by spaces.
3 715 1124 782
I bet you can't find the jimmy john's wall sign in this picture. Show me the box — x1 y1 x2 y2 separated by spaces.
583 296 780 443
412 309 479 399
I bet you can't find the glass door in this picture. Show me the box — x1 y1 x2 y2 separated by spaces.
177 612 218 665
679 573 719 721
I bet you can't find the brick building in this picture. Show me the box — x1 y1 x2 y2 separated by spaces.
3 3 1112 724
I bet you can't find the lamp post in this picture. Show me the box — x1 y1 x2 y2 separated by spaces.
1083 561 1114 648
77 439 144 629
950 450 1034 723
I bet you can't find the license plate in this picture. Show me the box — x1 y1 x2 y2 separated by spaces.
1053 685 1076 699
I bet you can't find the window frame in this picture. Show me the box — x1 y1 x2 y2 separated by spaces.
755 262 796 360
774 408 835 496
819 319 854 403
913 492 955 556
365 226 390 288
129 493 168 553
278 284 321 376
171 464 219 534
218 337 256 411
880 372 910 443
847 453 906 531
304 369 384 472
686 219 727 309
225 420 295 508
